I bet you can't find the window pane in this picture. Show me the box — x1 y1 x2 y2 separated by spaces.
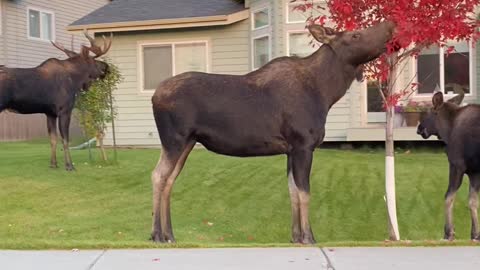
41 13 52 40
175 43 207 75
143 46 172 90
254 9 269 29
417 45 440 94
288 32 316 57
367 81 384 112
29 10 40 38
288 2 326 23
253 36 269 69
444 41 470 94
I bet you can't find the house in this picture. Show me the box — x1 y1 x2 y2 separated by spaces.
0 0 110 141
69 0 480 146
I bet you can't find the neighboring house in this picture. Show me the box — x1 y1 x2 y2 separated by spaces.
70 0 480 146
0 0 110 141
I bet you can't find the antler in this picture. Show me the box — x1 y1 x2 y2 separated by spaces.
50 40 78 58
83 30 113 58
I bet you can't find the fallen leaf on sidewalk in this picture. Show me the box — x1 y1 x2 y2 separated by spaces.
152 258 160 262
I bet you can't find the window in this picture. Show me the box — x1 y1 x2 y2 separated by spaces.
28 8 54 41
366 80 386 123
252 7 269 29
251 5 271 69
140 41 208 92
253 35 270 69
287 0 327 24
287 32 317 57
417 41 473 95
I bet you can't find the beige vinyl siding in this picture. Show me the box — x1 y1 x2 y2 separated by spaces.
103 19 250 146
1 0 108 68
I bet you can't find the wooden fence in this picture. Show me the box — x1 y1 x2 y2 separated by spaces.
0 112 82 142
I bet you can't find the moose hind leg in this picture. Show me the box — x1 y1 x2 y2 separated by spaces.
290 148 315 244
47 115 58 168
444 165 464 240
287 155 302 243
468 175 480 241
151 140 195 243
58 113 74 171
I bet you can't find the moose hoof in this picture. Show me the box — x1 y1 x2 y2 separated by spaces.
443 234 455 241
150 232 165 243
65 165 75 171
50 164 58 169
301 236 316 245
291 235 316 245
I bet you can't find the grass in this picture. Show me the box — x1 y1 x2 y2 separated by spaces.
0 140 478 249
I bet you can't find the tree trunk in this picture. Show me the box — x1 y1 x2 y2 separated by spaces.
385 106 400 240
385 52 400 241
96 131 108 161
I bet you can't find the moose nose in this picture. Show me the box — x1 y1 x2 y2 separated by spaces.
416 125 424 135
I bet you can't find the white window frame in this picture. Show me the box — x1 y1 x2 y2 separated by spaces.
286 0 326 24
0 1 3 36
363 81 386 124
251 6 271 31
413 41 475 99
137 40 210 93
27 6 55 42
286 30 322 57
251 34 272 70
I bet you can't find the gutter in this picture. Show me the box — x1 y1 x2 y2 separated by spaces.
67 9 249 33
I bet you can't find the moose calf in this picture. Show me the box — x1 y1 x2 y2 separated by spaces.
418 92 480 241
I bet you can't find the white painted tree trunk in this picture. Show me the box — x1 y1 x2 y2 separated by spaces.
385 106 400 240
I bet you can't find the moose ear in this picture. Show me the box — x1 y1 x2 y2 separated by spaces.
432 92 444 108
354 65 364 82
308 24 337 44
446 84 465 105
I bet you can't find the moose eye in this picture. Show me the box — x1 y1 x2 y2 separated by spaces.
352 33 361 39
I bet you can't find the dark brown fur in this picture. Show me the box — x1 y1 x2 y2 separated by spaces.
418 92 480 241
150 22 395 244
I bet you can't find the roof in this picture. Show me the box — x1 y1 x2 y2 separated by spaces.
68 0 248 32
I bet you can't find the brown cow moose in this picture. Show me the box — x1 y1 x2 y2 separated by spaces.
0 32 111 171
417 91 480 241
150 21 395 244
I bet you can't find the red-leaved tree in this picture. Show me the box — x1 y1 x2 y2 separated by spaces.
293 0 480 240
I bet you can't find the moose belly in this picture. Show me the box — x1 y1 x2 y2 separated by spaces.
196 132 289 157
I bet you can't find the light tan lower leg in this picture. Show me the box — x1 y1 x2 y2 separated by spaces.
151 149 178 239
469 186 479 239
288 170 301 241
298 191 312 239
160 141 196 241
445 193 456 239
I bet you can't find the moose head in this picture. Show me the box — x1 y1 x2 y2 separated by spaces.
308 21 395 80
417 90 465 141
51 31 112 90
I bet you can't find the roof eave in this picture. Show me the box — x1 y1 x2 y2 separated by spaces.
67 9 249 33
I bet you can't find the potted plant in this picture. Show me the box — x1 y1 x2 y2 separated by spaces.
394 105 404 127
402 100 422 126
400 100 432 126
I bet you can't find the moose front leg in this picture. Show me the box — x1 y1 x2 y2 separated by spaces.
46 115 58 168
444 165 464 240
468 175 480 241
289 148 315 244
58 113 74 171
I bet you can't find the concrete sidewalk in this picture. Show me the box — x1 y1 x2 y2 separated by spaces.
0 247 479 270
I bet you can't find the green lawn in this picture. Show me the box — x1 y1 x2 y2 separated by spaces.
0 141 478 249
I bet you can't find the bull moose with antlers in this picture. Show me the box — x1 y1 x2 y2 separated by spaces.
0 32 112 171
